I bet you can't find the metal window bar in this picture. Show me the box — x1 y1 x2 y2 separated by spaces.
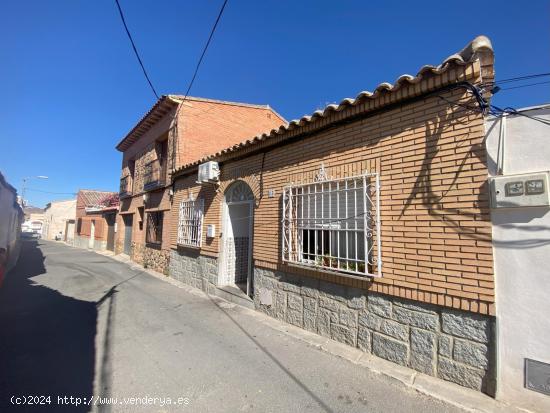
146 211 163 244
120 176 131 195
177 198 204 247
281 172 381 277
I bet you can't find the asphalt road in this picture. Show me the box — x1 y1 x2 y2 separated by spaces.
0 240 464 413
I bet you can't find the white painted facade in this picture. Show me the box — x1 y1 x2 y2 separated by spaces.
0 172 23 272
486 104 550 412
42 199 77 241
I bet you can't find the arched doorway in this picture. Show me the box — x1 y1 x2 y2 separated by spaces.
220 181 254 297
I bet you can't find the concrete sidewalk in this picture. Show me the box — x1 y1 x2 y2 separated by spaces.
110 250 524 413
0 240 525 413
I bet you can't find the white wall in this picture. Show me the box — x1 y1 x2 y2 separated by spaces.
0 176 22 272
486 105 550 412
42 199 76 240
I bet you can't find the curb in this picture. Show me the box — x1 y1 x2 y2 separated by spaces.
97 249 527 413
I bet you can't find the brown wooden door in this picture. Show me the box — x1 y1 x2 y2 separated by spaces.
106 214 115 251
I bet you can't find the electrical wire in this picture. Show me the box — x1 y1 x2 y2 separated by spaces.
26 188 77 195
491 105 550 126
114 0 159 99
498 80 550 91
173 0 230 166
482 72 550 86
181 0 229 101
434 83 550 128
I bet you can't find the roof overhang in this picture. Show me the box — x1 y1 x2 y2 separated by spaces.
172 35 495 178
115 95 181 152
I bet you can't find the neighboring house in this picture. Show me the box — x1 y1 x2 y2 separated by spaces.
115 96 286 274
21 219 44 236
23 206 44 221
22 208 45 236
168 36 499 394
42 199 77 241
75 190 119 252
0 171 24 285
485 104 550 412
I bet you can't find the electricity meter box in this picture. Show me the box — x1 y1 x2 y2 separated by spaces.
489 171 550 208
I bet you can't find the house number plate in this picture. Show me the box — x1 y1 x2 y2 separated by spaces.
525 358 550 396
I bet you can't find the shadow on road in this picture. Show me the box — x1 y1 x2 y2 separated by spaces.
207 295 335 413
0 240 97 412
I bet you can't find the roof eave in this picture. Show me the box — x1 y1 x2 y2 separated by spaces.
171 35 494 178
115 95 180 152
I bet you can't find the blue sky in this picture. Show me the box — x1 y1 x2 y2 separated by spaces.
1 0 548 208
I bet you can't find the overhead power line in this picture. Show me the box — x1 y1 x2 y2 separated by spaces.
114 0 159 99
483 72 550 86
436 85 550 128
181 0 229 101
173 0 230 167
499 80 550 91
26 188 77 195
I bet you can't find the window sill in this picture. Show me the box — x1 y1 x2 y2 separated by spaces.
176 243 202 250
284 261 378 280
145 242 162 250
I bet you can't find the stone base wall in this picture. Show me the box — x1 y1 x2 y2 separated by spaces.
131 242 145 265
73 235 106 251
143 247 170 275
129 242 169 274
114 239 124 255
169 249 218 293
94 239 107 251
73 235 89 249
254 267 496 395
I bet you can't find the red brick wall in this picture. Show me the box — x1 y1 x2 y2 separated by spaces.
172 61 495 315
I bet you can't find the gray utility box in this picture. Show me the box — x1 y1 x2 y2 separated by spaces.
489 171 550 208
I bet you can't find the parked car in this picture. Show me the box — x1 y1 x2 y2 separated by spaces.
21 230 38 239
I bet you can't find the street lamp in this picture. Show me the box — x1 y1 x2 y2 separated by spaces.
21 175 48 206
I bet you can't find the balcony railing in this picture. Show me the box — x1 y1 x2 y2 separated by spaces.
143 160 167 191
119 175 132 197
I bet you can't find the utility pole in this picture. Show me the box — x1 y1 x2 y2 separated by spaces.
21 175 48 207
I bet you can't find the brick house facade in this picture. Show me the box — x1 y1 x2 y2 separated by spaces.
74 190 118 252
168 37 498 394
115 96 286 274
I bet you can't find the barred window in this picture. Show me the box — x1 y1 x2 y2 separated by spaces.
146 211 163 245
282 173 381 277
177 198 204 247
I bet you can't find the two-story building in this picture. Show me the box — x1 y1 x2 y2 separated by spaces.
115 96 286 274
42 199 77 241
74 190 119 251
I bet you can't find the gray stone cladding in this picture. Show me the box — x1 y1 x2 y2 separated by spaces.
169 249 218 294
73 235 106 251
254 267 496 395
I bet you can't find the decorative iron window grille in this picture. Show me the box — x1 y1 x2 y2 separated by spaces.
226 181 254 203
143 160 166 189
177 198 204 247
146 211 163 245
119 175 131 195
282 172 381 277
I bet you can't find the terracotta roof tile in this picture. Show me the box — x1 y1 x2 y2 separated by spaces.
78 190 118 208
173 35 494 175
115 96 286 152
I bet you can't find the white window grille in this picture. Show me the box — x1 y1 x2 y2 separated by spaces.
282 172 381 277
177 198 204 247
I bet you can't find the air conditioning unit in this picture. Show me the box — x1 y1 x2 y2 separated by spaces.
198 161 220 184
